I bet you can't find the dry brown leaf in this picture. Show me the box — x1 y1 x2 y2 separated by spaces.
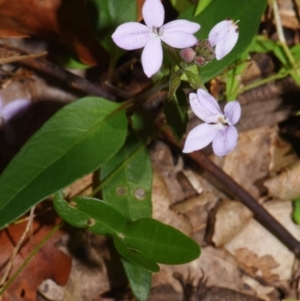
152 170 192 236
224 201 300 283
212 200 253 247
0 203 71 301
268 132 298 175
220 126 274 198
264 160 300 200
278 0 299 29
0 0 105 65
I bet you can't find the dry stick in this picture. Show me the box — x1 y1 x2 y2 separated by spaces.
160 123 300 259
0 44 113 99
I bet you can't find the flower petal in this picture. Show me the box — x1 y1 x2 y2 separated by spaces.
183 123 219 153
1 99 31 122
212 125 238 156
214 27 238 60
161 20 200 34
112 22 151 50
141 37 163 77
189 89 222 123
142 0 164 28
208 20 231 46
224 101 241 125
160 31 198 48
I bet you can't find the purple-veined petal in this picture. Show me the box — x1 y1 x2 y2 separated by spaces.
112 22 151 50
189 89 222 123
212 125 238 156
142 0 164 28
224 101 241 125
141 37 163 77
160 31 198 48
183 123 219 153
214 27 238 60
161 20 200 34
1 99 31 122
208 20 233 47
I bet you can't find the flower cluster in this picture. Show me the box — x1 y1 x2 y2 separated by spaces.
111 0 241 156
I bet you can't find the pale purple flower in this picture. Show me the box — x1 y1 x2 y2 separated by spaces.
0 97 31 145
111 0 200 77
0 97 31 123
208 19 239 60
183 89 241 156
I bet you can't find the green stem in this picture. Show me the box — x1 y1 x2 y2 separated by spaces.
272 0 296 67
237 72 287 94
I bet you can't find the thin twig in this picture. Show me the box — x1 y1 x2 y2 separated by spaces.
0 44 113 100
0 222 62 296
159 122 300 259
0 51 47 65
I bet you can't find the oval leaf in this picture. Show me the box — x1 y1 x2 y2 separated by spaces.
0 97 127 228
123 218 201 264
122 258 152 301
54 192 127 236
53 191 90 228
114 237 159 273
101 132 152 221
180 0 267 82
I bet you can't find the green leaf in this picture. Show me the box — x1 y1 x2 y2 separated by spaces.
247 36 277 53
56 54 91 69
184 69 205 89
289 45 300 85
101 132 152 221
86 0 136 59
293 198 300 225
195 0 213 16
0 97 127 228
101 130 153 300
123 218 201 264
114 236 159 272
122 259 152 301
164 89 188 141
54 192 127 235
248 36 289 67
170 0 193 13
180 0 267 82
131 110 155 143
53 191 91 228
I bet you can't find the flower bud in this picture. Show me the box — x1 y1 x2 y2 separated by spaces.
180 48 196 63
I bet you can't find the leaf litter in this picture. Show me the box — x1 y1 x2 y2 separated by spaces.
1 1 300 301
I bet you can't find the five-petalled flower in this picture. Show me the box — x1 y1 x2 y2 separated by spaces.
111 0 200 77
208 19 239 60
183 89 241 156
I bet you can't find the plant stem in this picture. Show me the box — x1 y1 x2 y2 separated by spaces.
272 0 297 67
